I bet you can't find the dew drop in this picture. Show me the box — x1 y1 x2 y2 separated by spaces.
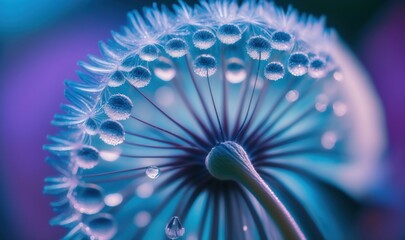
104 193 123 207
333 101 347 117
271 31 294 51
104 94 133 120
84 213 117 240
71 184 104 214
73 146 99 169
225 58 246 84
217 24 242 45
309 57 328 78
333 71 343 81
246 36 271 60
315 94 329 112
140 44 159 62
126 66 151 88
165 38 188 58
165 216 185 240
264 62 285 81
286 90 299 102
288 52 309 76
193 29 216 49
108 70 126 87
193 54 217 77
134 211 151 228
321 131 337 149
84 118 98 135
136 182 154 198
99 120 125 145
99 148 121 162
154 57 176 81
121 54 138 69
145 166 160 179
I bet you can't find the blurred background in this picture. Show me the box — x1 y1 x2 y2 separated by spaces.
0 0 403 239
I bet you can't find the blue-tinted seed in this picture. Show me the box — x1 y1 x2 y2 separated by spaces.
193 54 217 77
271 31 294 51
154 57 176 81
71 184 104 214
121 54 138 69
84 118 98 135
126 66 151 88
84 213 117 240
74 146 99 169
246 36 271 60
264 62 285 81
193 29 216 49
165 38 188 58
108 71 126 87
104 94 133 120
288 52 309 76
217 24 242 45
309 57 328 78
226 58 246 83
139 45 159 62
99 120 125 145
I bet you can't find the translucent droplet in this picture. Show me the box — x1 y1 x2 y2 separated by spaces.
108 71 126 87
193 29 216 49
84 118 98 135
154 57 176 81
134 211 151 227
73 146 99 169
99 120 125 145
165 38 188 58
126 66 151 88
243 225 248 232
226 58 246 84
99 149 121 162
165 216 185 240
217 24 242 45
288 52 309 76
333 101 347 117
84 213 117 240
264 62 285 81
286 90 299 102
271 31 294 51
309 57 328 78
193 54 217 77
104 193 123 207
140 44 159 62
246 36 271 60
136 182 154 198
321 131 337 149
145 166 160 179
333 71 343 81
104 94 133 120
71 184 104 214
121 54 138 69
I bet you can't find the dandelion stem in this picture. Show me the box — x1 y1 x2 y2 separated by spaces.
207 73 226 142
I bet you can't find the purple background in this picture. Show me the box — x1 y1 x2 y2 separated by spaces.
0 0 403 239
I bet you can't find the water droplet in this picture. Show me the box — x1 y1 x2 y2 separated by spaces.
84 118 98 135
271 31 294 51
121 54 138 69
217 24 242 45
315 94 329 112
136 182 154 198
140 44 159 62
104 94 133 120
165 38 188 58
243 225 248 232
134 211 151 227
321 131 337 149
264 62 285 81
193 29 216 49
154 57 176 81
84 213 117 240
126 66 151 88
246 36 271 60
73 146 99 169
333 101 347 117
309 57 327 78
99 149 121 162
333 71 343 81
145 166 160 179
288 52 309 76
71 184 104 214
99 120 125 145
165 216 185 240
108 71 126 87
193 54 217 77
155 86 175 107
104 193 123 207
286 90 299 102
226 58 246 83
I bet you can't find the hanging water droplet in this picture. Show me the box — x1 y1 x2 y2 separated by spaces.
165 38 188 58
71 184 104 214
193 54 217 77
271 31 294 51
108 70 126 87
333 101 347 117
288 52 309 76
104 193 123 207
315 94 329 112
84 213 117 240
217 24 242 45
126 66 151 88
145 166 160 179
226 58 246 84
321 131 337 149
286 90 299 102
246 36 271 60
309 57 328 78
165 216 185 239
264 62 285 81
99 120 125 145
84 118 98 135
140 44 159 62
104 94 133 121
73 146 99 169
193 29 216 49
154 57 176 81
